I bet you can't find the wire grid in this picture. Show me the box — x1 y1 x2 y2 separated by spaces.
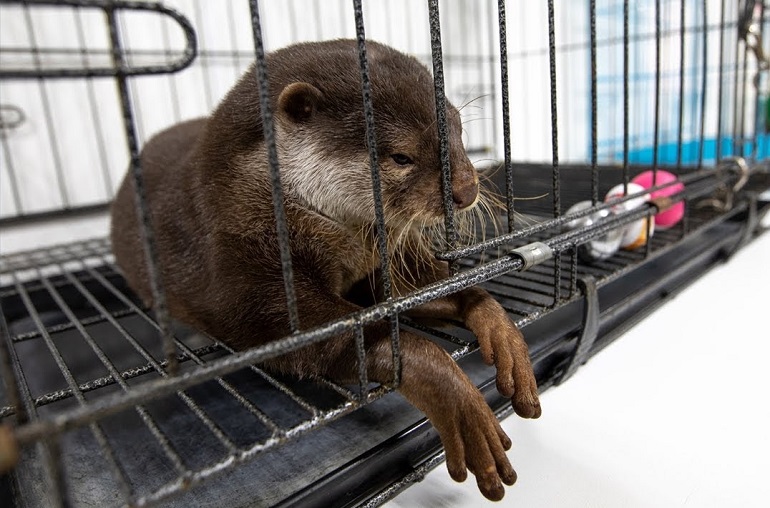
0 0 768 506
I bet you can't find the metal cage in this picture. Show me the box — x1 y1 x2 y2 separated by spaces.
1 0 769 507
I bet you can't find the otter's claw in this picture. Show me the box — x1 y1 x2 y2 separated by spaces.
433 389 518 501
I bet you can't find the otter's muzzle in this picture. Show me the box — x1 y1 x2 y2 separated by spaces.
453 181 479 210
450 158 479 211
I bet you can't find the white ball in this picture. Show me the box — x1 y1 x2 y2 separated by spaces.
604 182 654 249
564 200 623 262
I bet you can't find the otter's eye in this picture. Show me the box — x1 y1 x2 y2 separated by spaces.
391 153 414 166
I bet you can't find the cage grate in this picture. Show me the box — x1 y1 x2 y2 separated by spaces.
1 0 769 506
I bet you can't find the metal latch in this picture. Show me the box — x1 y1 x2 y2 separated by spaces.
509 242 553 271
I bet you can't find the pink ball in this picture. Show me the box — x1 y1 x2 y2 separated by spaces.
631 170 685 229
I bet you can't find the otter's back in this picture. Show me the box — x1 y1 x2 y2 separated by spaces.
110 118 207 307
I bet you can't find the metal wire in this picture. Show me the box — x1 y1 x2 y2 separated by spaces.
352 0 401 387
733 1 743 156
590 0 598 205
0 345 222 418
0 2 766 507
12 271 194 486
678 0 686 169
427 0 458 256
0 300 26 423
497 0 515 233
106 7 178 374
699 0 709 168
623 0 629 192
739 5 750 157
247 0 300 333
548 0 560 218
34 275 141 503
718 0 727 161
653 0 661 179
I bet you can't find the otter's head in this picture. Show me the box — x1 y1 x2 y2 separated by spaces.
271 40 479 231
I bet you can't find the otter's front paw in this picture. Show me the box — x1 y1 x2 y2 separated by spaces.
466 300 541 419
432 390 517 501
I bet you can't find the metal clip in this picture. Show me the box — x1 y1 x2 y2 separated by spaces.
696 156 750 212
509 242 553 271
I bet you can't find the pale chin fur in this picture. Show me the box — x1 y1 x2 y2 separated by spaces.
277 137 375 226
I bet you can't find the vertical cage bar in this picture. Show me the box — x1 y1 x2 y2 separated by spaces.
590 0 598 205
754 0 766 158
248 0 301 333
354 322 368 400
740 18 750 156
551 251 562 307
105 7 178 373
718 0 727 161
548 0 560 217
653 0 661 179
497 0 515 232
623 0 629 192
352 0 401 387
568 246 578 300
699 0 708 168
352 0 393 300
427 0 458 257
733 2 742 156
677 0 686 169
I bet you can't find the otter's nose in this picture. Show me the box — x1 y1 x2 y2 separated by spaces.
452 182 479 210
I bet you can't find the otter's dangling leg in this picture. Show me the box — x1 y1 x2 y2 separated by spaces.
255 287 518 501
389 252 542 420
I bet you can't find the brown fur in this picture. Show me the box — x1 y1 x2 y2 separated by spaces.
110 40 540 501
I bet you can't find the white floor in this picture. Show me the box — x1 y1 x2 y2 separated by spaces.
388 230 770 507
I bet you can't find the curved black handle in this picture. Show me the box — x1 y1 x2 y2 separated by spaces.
0 0 198 79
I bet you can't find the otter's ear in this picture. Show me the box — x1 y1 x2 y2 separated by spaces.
277 82 323 123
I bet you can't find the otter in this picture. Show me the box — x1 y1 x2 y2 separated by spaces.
110 39 540 501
